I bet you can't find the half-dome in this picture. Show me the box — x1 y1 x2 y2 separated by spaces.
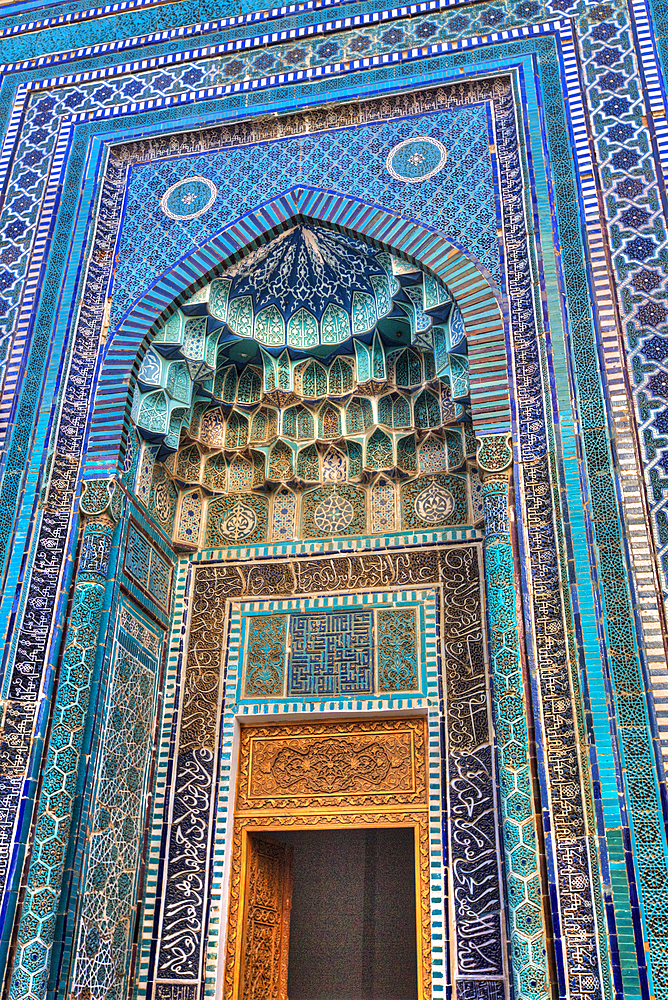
198 226 401 349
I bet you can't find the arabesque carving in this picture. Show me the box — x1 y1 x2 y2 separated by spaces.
238 720 424 809
238 837 292 1000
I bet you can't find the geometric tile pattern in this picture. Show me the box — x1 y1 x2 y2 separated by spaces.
377 607 418 691
288 610 374 695
124 522 172 610
243 607 420 697
8 515 116 1000
1 6 668 1000
68 601 162 1000
244 614 287 697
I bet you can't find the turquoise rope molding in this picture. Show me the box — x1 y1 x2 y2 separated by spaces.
8 481 121 1000
479 436 550 1000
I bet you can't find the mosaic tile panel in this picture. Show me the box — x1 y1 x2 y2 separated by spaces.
270 488 297 542
481 471 548 1000
439 545 507 995
301 484 366 538
124 522 172 611
176 491 202 547
8 511 118 1000
68 602 163 1000
149 468 178 536
288 611 373 696
242 605 420 698
244 615 287 697
370 478 397 533
154 548 491 1000
135 444 158 508
377 607 418 692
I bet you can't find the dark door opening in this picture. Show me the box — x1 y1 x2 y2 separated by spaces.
274 826 418 1000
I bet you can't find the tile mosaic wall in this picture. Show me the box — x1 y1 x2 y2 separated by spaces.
67 600 163 1000
0 2 666 1000
146 542 503 1000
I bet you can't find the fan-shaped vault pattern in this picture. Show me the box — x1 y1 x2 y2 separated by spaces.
87 190 506 479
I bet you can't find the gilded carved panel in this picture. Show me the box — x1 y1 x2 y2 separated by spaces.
237 717 427 811
225 716 431 1000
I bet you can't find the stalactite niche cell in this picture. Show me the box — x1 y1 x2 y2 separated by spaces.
176 491 202 546
206 494 268 545
371 478 397 532
401 475 469 529
149 467 177 533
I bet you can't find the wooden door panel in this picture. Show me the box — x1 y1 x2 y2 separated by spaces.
239 835 293 1000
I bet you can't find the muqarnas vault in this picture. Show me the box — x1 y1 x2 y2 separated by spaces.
2 0 668 998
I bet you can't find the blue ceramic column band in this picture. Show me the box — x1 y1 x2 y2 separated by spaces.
9 482 120 1000
479 436 550 1000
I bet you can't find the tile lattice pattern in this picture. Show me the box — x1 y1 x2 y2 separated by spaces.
244 607 418 697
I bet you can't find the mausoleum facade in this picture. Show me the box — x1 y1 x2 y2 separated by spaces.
0 0 667 999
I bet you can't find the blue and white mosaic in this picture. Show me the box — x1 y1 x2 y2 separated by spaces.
0 5 668 1000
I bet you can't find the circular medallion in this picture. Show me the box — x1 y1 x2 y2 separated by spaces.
386 137 448 183
414 481 454 523
314 494 355 533
160 176 217 220
220 503 257 541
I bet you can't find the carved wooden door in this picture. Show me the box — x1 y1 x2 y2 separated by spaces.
238 835 293 1000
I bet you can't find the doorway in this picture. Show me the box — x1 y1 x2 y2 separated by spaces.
224 717 431 1000
239 828 419 1000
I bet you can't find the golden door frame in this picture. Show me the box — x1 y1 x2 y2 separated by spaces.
222 716 432 1000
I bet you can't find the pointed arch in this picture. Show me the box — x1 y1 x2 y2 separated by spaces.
366 429 394 471
296 444 319 481
88 189 506 478
202 452 227 491
318 402 341 440
268 440 293 481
